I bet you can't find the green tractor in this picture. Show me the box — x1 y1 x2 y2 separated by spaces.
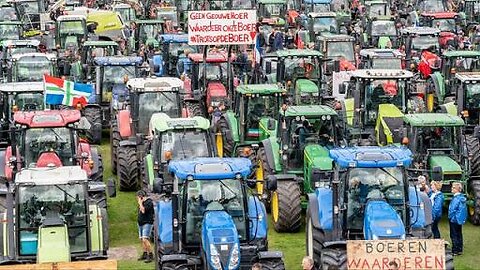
143 113 217 189
402 113 480 224
0 166 115 268
258 104 342 232
129 19 164 52
215 84 286 159
257 0 287 24
79 40 119 81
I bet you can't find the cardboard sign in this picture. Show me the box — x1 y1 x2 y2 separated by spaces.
187 10 257 45
347 239 446 270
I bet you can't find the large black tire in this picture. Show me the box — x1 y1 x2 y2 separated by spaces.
162 262 190 270
83 107 102 145
466 135 480 225
272 181 302 232
215 117 234 157
468 179 480 225
466 135 480 176
306 210 324 268
90 150 104 183
260 258 285 270
256 148 273 210
445 247 454 270
117 146 139 191
100 208 109 253
319 248 347 270
110 121 120 175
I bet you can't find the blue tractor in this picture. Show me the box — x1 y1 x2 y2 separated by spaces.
154 158 285 269
303 146 454 269
153 34 196 77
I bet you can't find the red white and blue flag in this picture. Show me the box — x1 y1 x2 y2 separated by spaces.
43 75 92 106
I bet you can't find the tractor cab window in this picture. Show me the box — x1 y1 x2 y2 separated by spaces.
411 35 439 51
116 7 135 23
139 24 162 41
102 65 135 102
17 1 40 14
138 91 180 134
283 57 320 80
15 57 53 82
418 0 446 13
466 83 480 109
233 0 253 8
367 4 388 17
245 94 277 138
0 24 20 40
365 79 406 125
160 129 210 162
58 20 85 35
312 17 337 33
309 4 330 13
432 19 456 32
168 43 196 57
371 20 396 36
346 167 405 230
263 4 283 17
371 58 402 69
21 127 74 167
417 126 459 154
452 58 480 73
6 46 37 56
12 92 44 112
327 41 354 62
18 183 88 254
199 62 227 82
184 179 246 245
90 47 115 58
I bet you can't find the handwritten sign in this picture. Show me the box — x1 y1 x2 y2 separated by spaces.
347 240 446 270
188 10 257 45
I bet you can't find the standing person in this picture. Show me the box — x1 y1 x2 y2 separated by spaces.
429 181 444 239
137 190 155 263
448 182 467 255
302 256 317 270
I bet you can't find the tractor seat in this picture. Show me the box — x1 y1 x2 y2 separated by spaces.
36 152 63 168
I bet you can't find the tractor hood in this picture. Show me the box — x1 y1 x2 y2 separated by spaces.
428 155 462 174
376 104 404 145
364 200 405 240
202 210 240 270
304 145 332 170
207 82 227 98
295 79 318 94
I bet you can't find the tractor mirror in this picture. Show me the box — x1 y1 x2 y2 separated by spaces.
76 117 92 130
431 166 443 181
339 82 348 94
267 119 275 130
107 178 116 198
266 175 277 191
265 61 272 74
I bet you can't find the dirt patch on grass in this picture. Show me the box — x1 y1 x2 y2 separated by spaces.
108 246 139 260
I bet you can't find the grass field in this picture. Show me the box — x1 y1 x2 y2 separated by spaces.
98 140 480 270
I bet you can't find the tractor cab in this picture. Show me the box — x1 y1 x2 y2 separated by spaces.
158 34 195 76
131 19 164 52
420 12 462 49
359 49 404 69
55 15 88 53
365 0 389 18
341 69 415 146
10 53 57 82
10 0 45 31
308 12 339 38
401 27 441 67
450 73 480 134
80 41 119 79
364 16 399 49
463 0 480 25
155 6 178 31
112 3 136 24
0 39 40 79
315 33 356 73
0 21 23 42
257 0 287 22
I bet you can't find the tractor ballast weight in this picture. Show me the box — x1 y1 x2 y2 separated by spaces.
154 157 285 269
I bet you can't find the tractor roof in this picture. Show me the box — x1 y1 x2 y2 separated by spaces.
258 0 286 4
455 72 480 81
1 39 40 47
274 49 323 58
420 12 458 19
112 3 132 8
168 158 251 180
135 19 164 24
57 14 86 21
127 77 183 92
359 49 404 58
82 40 118 47
330 146 412 168
0 21 21 25
351 69 413 79
403 113 464 127
236 84 286 95
304 0 331 4
0 82 43 92
401 27 441 35
316 33 355 41
188 52 233 63
12 52 56 61
365 0 388 4
159 34 188 43
442 50 480 58
14 110 81 128
284 105 337 117
150 113 210 133
308 12 336 18
15 166 88 185
94 56 142 66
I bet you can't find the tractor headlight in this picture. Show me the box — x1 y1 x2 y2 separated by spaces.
209 244 222 269
228 243 240 269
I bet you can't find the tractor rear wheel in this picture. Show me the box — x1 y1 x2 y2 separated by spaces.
256 148 273 209
110 121 120 175
319 248 347 270
468 179 480 225
260 258 285 270
215 117 234 157
83 107 102 145
306 210 324 268
117 146 139 191
466 135 480 176
272 181 302 232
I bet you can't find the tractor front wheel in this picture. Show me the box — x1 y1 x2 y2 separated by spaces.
466 135 480 176
256 148 273 209
319 248 347 270
83 107 103 145
215 117 234 157
110 121 120 175
468 179 480 225
260 258 285 270
117 146 139 191
271 181 302 232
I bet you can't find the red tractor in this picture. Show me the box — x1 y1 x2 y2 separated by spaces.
3 110 106 207
420 12 463 49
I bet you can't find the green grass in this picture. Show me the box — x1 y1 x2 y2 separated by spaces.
100 139 480 270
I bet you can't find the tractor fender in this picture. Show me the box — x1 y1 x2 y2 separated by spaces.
257 251 284 260
260 138 281 172
156 200 173 244
314 187 334 231
161 254 189 263
152 54 164 76
322 240 347 249
119 139 137 147
409 186 433 229
248 196 268 240
117 110 132 139
307 193 321 229
90 146 101 176
77 142 92 175
429 72 445 102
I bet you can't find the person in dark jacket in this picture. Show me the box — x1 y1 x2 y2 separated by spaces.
448 182 467 255
137 190 155 263
429 181 444 239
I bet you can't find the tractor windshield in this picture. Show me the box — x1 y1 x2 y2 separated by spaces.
199 62 228 81
160 130 210 162
415 126 461 155
312 17 337 33
58 20 85 35
371 20 396 36
262 3 283 16
346 167 405 230
283 57 321 80
17 0 40 13
465 83 480 117
232 0 253 8
365 79 406 125
419 0 446 12
432 19 456 32
18 183 88 254
138 91 180 134
183 178 246 244
139 24 162 41
411 35 439 51
21 127 74 167
327 41 354 62
15 56 53 82
168 42 196 57
245 94 279 138
0 7 18 21
102 65 135 102
0 24 20 40
115 7 135 23
6 46 37 56
371 58 402 69
12 92 44 112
